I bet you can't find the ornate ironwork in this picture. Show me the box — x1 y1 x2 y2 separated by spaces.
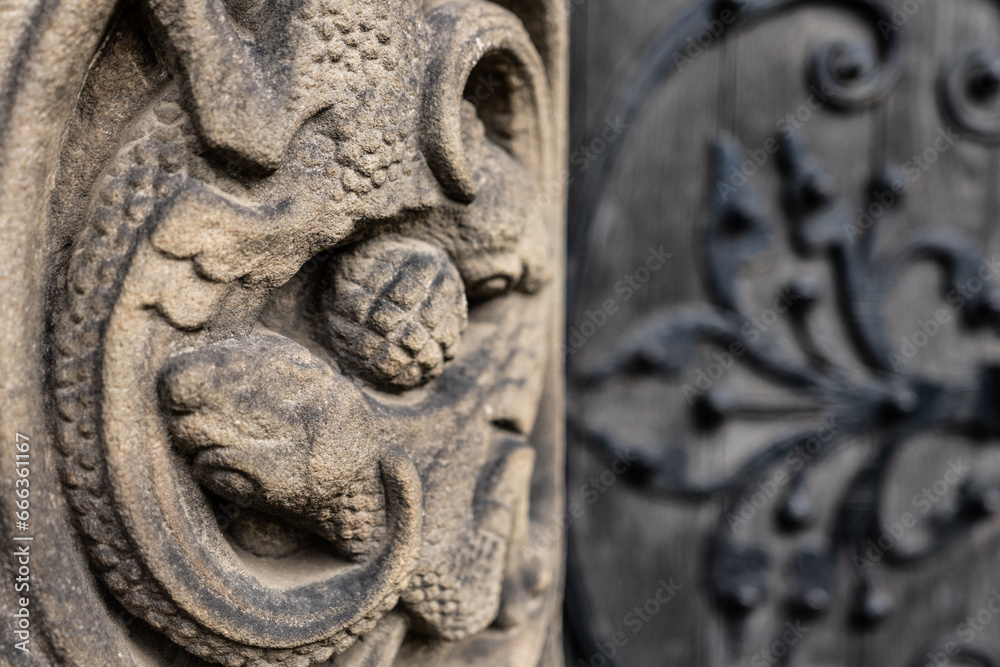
572 125 1000 630
565 0 1000 664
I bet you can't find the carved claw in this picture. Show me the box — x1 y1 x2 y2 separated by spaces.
316 234 470 391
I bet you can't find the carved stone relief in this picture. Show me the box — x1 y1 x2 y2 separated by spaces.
0 0 566 665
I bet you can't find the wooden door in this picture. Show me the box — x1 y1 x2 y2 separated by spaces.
567 1 1000 666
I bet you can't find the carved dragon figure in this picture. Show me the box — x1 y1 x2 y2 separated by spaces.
52 0 557 664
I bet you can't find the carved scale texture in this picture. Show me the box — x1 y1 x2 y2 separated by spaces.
52 93 395 667
314 467 389 559
290 0 421 196
401 528 506 640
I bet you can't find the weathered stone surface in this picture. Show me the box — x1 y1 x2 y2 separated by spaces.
0 0 566 664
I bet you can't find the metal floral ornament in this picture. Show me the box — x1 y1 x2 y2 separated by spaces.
572 129 1000 643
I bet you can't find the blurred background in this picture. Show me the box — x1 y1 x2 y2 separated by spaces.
564 1 1000 665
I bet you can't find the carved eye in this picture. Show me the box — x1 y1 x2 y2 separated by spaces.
455 250 524 300
315 234 469 391
472 275 513 297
